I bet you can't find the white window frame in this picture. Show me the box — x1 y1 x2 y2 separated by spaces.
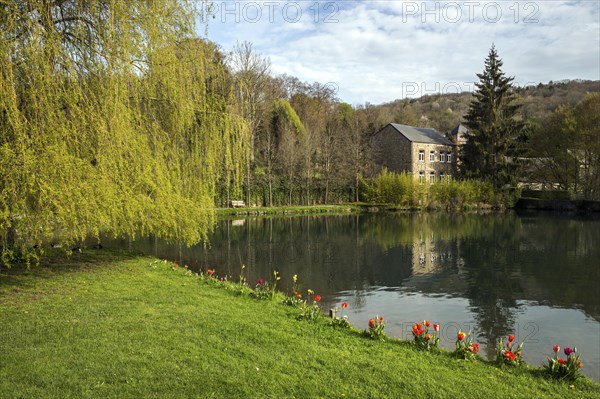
447 153 452 163
429 151 436 162
429 171 435 183
440 172 445 182
419 150 425 162
440 152 446 163
419 171 425 183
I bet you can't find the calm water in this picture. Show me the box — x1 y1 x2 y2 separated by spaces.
111 212 600 380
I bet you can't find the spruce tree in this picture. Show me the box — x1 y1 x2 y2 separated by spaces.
461 45 524 188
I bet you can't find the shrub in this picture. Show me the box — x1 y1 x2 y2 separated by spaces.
363 170 497 208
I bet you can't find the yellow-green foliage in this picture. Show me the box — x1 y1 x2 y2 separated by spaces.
362 170 426 206
364 170 495 208
429 178 496 206
0 2 248 263
271 99 305 135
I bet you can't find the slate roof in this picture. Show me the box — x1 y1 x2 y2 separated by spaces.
388 123 454 146
450 123 468 137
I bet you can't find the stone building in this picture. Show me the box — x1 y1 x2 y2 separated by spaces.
372 123 455 183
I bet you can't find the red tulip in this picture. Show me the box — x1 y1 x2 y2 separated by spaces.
553 345 560 353
379 316 384 323
508 334 515 343
341 302 348 309
504 351 516 362
433 324 440 332
457 331 466 341
412 324 424 336
471 343 479 353
314 295 321 302
558 358 566 365
368 319 376 328
424 320 430 327
564 347 573 356
425 333 431 341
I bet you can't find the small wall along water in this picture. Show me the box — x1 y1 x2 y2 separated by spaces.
106 211 600 381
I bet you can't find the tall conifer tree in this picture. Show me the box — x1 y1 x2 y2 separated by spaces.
461 45 524 188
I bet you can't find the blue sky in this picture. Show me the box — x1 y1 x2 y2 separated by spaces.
200 0 600 105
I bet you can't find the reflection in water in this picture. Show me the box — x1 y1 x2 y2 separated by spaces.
108 212 600 380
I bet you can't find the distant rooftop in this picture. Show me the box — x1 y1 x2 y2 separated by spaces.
450 124 468 144
451 124 468 136
388 124 454 146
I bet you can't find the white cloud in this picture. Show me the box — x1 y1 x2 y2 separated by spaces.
202 0 600 104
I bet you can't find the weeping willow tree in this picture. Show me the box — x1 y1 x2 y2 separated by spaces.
270 99 305 206
0 1 248 264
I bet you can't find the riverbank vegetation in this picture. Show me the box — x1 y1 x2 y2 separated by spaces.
1 252 599 398
216 204 362 216
362 169 504 209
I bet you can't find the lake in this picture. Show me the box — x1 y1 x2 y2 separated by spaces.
111 211 600 380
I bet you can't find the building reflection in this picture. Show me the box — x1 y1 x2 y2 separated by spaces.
106 212 600 326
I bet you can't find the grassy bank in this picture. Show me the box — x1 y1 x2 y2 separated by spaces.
216 204 364 216
1 252 599 399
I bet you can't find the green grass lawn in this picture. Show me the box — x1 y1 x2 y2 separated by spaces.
1 251 599 399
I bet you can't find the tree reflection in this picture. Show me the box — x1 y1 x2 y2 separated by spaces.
105 212 600 335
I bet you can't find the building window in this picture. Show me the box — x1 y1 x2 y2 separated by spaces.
440 152 446 163
447 153 452 163
440 172 445 182
419 150 425 162
419 171 425 183
430 171 435 183
429 151 436 162
447 174 452 182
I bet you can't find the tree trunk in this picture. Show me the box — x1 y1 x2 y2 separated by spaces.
246 158 251 206
268 178 273 207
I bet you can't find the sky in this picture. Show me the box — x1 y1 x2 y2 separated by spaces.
200 0 600 105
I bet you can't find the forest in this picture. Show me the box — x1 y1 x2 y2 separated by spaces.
0 1 598 261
